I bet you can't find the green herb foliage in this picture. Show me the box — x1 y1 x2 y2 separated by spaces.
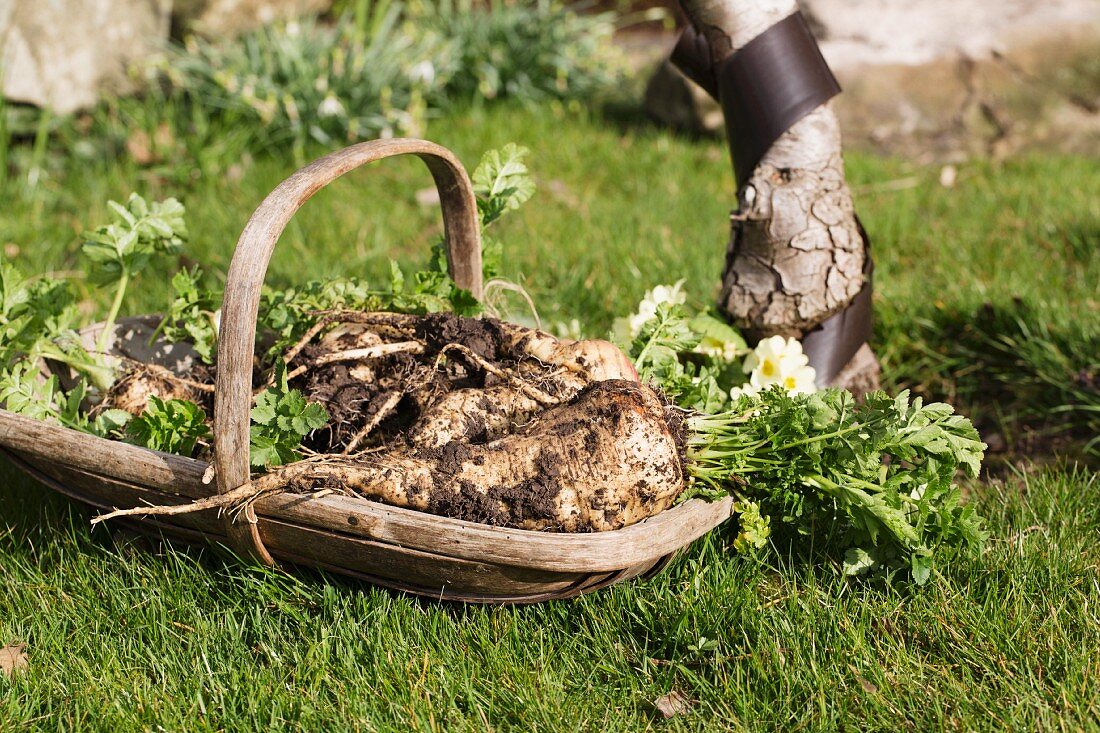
0 362 130 437
126 396 210 457
687 388 987 583
81 194 188 354
250 363 329 469
621 301 746 414
0 263 115 391
614 285 988 583
472 143 536 227
253 262 480 364
156 267 220 364
255 277 382 363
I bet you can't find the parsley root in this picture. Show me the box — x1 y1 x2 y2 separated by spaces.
96 311 685 532
105 364 208 416
259 380 684 531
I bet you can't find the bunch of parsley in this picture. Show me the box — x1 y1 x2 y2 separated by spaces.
249 362 329 468
620 293 987 583
687 389 987 583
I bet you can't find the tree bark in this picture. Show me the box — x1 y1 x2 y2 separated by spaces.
678 0 880 390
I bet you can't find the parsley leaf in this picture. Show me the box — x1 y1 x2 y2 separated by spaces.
0 262 116 391
472 143 536 227
82 194 188 355
249 362 329 468
0 363 130 437
157 267 220 363
126 396 209 456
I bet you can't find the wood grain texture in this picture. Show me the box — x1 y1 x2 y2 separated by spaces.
0 411 734 575
214 140 483 562
257 491 733 574
0 408 207 489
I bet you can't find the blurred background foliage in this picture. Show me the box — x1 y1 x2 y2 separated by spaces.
1 0 626 180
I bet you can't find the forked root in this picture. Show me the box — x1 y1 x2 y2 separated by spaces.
90 482 275 525
90 459 329 526
283 317 335 365
343 391 402 454
311 310 419 332
140 362 216 393
285 341 424 381
435 343 561 406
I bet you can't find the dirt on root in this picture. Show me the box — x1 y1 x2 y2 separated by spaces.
293 312 539 453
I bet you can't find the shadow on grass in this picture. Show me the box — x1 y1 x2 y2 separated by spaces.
597 91 721 144
878 298 1099 461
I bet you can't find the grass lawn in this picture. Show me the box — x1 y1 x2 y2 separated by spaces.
1 102 1098 730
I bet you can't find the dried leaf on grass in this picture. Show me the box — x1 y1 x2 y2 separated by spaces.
0 643 28 678
849 664 878 694
653 689 694 719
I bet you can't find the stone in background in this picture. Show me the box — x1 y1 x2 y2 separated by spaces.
172 0 331 37
0 0 332 115
0 0 172 114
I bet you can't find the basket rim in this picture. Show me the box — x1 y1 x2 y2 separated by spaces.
0 407 734 573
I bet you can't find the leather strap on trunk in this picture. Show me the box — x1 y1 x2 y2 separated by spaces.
716 12 841 187
802 222 874 387
670 25 718 100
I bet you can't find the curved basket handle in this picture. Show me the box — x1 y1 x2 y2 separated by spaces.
213 139 483 564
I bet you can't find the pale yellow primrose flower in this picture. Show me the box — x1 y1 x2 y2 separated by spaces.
778 364 817 395
695 337 742 363
728 382 759 400
731 335 817 400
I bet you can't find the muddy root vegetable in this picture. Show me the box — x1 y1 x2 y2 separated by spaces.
315 312 639 383
407 385 545 450
95 312 679 534
266 380 685 531
497 323 638 382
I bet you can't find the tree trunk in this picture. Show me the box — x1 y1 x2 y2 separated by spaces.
677 0 880 394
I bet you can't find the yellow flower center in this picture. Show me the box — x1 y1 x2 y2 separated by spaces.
760 359 776 378
784 375 797 390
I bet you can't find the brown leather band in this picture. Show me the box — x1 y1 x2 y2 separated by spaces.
715 12 841 187
671 13 841 187
801 227 874 387
670 25 718 99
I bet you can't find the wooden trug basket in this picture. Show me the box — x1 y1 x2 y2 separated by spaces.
0 139 734 604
